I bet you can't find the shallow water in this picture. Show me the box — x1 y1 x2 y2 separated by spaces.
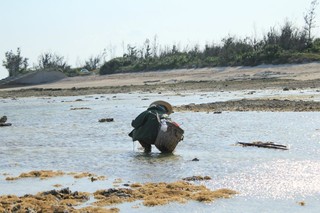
1 90 320 212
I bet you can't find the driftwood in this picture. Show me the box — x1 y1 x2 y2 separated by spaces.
237 141 288 150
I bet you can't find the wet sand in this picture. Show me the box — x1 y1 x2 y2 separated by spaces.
1 63 320 111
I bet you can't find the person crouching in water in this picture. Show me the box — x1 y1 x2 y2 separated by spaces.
129 100 173 153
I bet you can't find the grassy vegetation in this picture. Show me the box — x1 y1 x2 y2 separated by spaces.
100 21 320 75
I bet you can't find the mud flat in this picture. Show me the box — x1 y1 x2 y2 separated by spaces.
2 77 320 112
1 78 320 98
174 99 320 112
1 63 320 99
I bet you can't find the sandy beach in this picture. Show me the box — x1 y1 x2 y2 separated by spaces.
3 62 320 89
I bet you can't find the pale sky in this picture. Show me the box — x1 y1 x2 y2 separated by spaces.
0 0 316 79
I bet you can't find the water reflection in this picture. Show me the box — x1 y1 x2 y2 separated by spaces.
131 152 182 166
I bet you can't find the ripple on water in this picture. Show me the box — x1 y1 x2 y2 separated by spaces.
209 159 320 199
2 93 320 212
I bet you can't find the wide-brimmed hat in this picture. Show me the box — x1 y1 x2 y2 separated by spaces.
149 100 173 114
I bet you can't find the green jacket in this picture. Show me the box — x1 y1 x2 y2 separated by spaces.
129 106 167 144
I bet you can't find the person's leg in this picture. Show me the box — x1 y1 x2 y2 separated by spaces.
138 140 152 153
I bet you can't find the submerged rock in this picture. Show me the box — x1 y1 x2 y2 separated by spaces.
5 170 106 181
182 175 212 181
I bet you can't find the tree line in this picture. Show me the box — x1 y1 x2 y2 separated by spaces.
2 49 106 77
100 0 320 74
3 0 320 77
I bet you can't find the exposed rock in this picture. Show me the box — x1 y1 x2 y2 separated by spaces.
94 180 236 207
175 99 320 112
0 123 11 127
182 176 212 181
99 118 114 122
70 107 91 110
0 116 7 123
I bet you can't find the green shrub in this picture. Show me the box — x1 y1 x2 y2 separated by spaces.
100 57 132 75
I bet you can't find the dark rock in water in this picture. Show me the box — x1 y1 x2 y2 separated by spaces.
98 188 133 198
0 123 12 127
41 187 88 200
0 116 7 123
99 118 114 122
91 177 98 182
42 188 69 196
192 158 199 161
182 175 212 181
70 107 91 110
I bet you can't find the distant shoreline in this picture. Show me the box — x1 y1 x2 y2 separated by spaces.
2 63 320 112
1 77 320 98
